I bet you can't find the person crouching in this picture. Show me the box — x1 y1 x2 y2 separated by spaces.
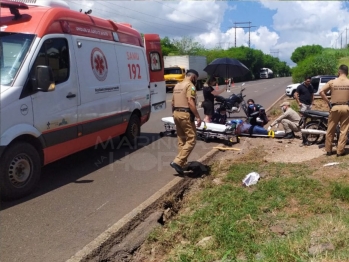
212 106 227 124
268 102 300 139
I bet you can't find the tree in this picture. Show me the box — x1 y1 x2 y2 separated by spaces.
171 36 204 55
160 37 178 56
159 35 292 81
291 53 337 83
291 45 323 64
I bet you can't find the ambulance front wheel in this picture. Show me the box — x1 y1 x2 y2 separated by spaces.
123 114 141 146
0 142 41 200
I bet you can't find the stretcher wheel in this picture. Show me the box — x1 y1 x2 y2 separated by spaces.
226 141 233 147
159 132 164 137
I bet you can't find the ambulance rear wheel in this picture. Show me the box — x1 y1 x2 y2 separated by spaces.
123 114 141 146
0 142 41 200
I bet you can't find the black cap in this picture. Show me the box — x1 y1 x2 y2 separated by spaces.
187 69 199 77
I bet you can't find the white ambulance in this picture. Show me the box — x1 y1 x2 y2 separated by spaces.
0 0 166 199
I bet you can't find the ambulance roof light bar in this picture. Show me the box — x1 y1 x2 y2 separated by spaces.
3 0 70 9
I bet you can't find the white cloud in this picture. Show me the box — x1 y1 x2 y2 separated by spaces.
251 27 279 54
65 1 349 66
260 1 349 64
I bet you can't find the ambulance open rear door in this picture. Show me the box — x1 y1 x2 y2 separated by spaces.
144 34 166 112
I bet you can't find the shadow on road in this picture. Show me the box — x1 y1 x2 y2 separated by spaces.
0 132 162 209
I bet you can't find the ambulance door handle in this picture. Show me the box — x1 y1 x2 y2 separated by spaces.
66 92 76 98
155 84 157 87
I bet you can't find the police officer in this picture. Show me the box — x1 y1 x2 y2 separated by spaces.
170 69 202 175
268 102 300 139
320 64 349 157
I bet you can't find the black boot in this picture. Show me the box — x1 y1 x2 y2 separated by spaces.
284 132 295 139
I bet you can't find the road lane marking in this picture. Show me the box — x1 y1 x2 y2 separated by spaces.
96 201 109 211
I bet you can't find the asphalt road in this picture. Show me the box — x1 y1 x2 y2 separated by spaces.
0 77 291 262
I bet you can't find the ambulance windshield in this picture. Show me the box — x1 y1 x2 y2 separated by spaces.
0 32 35 86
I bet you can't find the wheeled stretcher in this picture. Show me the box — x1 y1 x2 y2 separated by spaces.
160 117 240 145
160 117 286 145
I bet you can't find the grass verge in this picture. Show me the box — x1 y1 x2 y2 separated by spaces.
138 147 349 262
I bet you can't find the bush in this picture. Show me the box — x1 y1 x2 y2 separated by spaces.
292 53 337 83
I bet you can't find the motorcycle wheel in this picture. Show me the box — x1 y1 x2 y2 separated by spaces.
304 121 327 145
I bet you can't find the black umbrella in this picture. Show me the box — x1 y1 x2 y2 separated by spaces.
203 57 250 78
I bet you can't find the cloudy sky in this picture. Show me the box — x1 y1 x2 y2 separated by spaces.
67 1 349 66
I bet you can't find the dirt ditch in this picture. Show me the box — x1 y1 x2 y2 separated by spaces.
82 97 333 261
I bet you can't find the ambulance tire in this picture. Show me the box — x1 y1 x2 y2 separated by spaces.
0 142 41 200
123 114 141 146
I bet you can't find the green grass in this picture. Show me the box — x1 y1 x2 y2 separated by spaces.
144 156 349 262
269 100 299 118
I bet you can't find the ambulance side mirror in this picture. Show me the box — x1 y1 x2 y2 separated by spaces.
35 65 55 92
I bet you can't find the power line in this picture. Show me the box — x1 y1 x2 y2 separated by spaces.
232 22 256 48
71 1 209 34
270 49 279 57
71 1 258 49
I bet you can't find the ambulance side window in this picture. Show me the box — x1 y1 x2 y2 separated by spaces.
149 52 161 71
31 38 69 84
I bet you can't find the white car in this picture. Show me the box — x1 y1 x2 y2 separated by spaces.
285 75 337 98
285 83 300 98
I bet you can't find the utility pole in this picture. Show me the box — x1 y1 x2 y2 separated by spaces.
341 32 343 49
248 22 257 48
232 22 256 48
270 49 279 58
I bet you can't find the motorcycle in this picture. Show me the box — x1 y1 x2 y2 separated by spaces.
213 83 268 127
299 109 346 145
214 83 248 118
